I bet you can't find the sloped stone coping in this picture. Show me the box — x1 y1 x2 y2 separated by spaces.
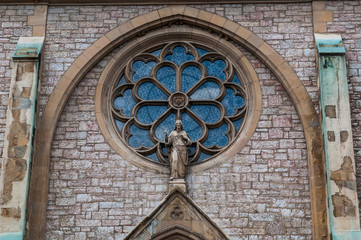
124 188 230 240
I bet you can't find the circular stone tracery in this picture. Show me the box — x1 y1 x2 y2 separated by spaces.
110 41 249 164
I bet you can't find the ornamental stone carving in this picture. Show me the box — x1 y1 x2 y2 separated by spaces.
110 41 247 164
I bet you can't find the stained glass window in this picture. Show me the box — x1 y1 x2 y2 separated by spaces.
111 42 247 164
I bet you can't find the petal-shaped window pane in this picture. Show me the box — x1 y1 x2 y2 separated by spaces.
221 88 245 116
115 119 125 132
233 117 244 132
156 66 176 93
203 123 229 147
150 49 162 57
154 113 176 141
164 46 194 66
202 59 226 81
114 89 136 117
144 152 159 162
136 105 168 124
189 105 221 124
232 74 242 86
161 146 168 155
138 82 168 100
197 152 212 162
132 61 157 82
129 124 153 148
190 81 220 100
182 112 202 141
196 47 209 57
117 75 126 86
188 146 196 156
182 65 202 92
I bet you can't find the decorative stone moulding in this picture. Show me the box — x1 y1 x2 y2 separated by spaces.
123 188 230 240
95 25 262 174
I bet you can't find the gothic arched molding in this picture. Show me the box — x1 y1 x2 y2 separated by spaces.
27 5 327 240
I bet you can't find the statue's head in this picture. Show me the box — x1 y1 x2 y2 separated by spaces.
174 120 184 131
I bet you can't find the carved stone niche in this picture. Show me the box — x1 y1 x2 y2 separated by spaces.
124 188 229 240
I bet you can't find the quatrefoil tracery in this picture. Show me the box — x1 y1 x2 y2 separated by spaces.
111 42 247 164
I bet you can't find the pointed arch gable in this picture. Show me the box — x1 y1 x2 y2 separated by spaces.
124 188 230 240
27 6 327 239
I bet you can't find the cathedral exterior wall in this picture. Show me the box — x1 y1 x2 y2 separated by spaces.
43 3 313 239
0 1 361 239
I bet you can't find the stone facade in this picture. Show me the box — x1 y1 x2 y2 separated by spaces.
43 4 313 239
45 37 311 240
0 5 33 173
0 1 361 240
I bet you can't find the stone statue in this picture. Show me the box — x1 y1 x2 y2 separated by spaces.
164 120 191 180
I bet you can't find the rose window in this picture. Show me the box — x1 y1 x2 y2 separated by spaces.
111 42 247 164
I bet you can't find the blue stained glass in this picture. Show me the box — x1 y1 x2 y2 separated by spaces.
182 112 202 141
161 146 168 155
164 46 194 66
132 61 157 82
190 81 220 100
117 75 126 86
232 74 242 86
145 152 159 162
196 47 209 56
150 49 162 57
155 113 176 141
233 117 244 132
197 152 212 162
182 65 202 92
156 66 176 92
202 59 226 81
136 105 168 124
221 88 245 116
115 119 125 132
128 124 153 148
112 44 249 163
203 123 229 147
190 105 221 124
188 146 196 156
113 89 136 117
138 82 168 100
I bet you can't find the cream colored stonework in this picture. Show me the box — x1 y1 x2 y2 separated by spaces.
0 37 44 235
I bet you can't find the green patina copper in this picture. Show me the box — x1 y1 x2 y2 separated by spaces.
315 33 345 54
0 37 43 240
0 232 24 240
316 33 361 240
12 37 43 59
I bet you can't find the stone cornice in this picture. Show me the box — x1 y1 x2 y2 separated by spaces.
0 0 313 5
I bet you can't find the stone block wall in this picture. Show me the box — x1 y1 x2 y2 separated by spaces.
42 3 314 239
38 5 164 116
0 1 361 239
0 5 33 176
197 4 318 106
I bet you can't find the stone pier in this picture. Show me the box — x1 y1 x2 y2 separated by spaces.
316 33 361 240
0 37 43 240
